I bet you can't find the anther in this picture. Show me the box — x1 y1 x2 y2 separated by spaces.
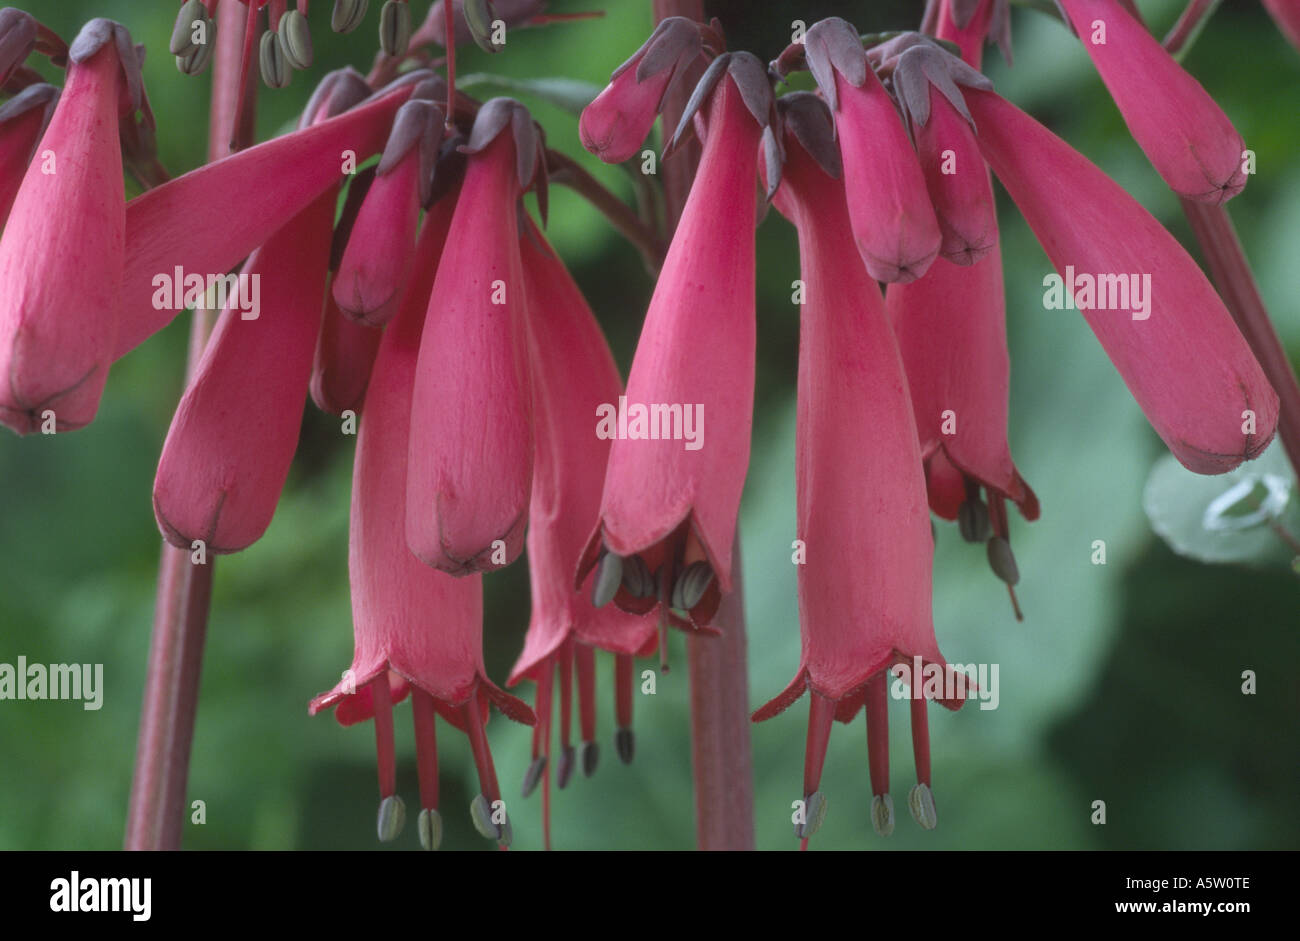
379 0 413 57
591 550 623 608
520 755 546 798
794 790 827 840
671 560 714 611
332 0 371 34
417 807 442 850
908 783 938 830
279 9 314 70
377 794 406 842
615 727 635 764
871 793 895 837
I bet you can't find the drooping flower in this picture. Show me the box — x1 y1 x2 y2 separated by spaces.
151 183 336 553
0 19 139 434
755 93 967 845
312 192 534 848
966 86 1277 473
577 52 776 656
1057 0 1247 203
405 98 542 575
509 216 656 844
116 69 430 359
799 17 941 283
883 35 1037 617
0 83 58 229
579 16 702 164
332 98 442 325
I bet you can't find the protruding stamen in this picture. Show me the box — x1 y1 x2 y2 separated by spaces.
379 0 413 57
377 794 406 842
986 494 1025 621
615 653 634 764
521 755 546 798
417 807 442 850
332 0 370 34
671 560 714 611
259 30 291 88
958 496 991 543
871 793 895 837
411 688 440 815
371 672 398 800
615 727 635 764
620 554 654 598
802 691 837 806
794 790 828 840
908 783 938 830
591 550 623 608
576 642 597 756
656 566 671 673
556 744 575 790
557 640 574 785
865 672 890 799
462 694 507 845
278 9 313 69
910 693 932 788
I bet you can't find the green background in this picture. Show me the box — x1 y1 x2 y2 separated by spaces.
0 0 1296 850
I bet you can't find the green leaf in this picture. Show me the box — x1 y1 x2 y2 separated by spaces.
456 73 601 116
1143 440 1299 566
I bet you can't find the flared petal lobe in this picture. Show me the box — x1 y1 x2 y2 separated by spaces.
0 35 126 434
406 102 536 574
1059 0 1246 203
967 89 1276 473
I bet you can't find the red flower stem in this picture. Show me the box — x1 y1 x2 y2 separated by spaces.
652 0 755 851
124 0 254 851
1180 198 1300 478
545 150 665 272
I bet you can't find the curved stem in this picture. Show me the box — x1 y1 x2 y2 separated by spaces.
546 150 665 273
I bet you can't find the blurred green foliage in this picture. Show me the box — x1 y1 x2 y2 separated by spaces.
0 0 1296 851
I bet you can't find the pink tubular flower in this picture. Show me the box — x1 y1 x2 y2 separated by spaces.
332 99 441 325
1058 0 1246 203
756 94 966 844
0 84 58 230
115 69 430 359
967 87 1277 473
152 185 335 553
801 17 941 283
508 217 656 839
890 40 996 264
577 53 775 652
0 20 137 434
579 16 702 164
405 99 541 575
312 193 534 848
